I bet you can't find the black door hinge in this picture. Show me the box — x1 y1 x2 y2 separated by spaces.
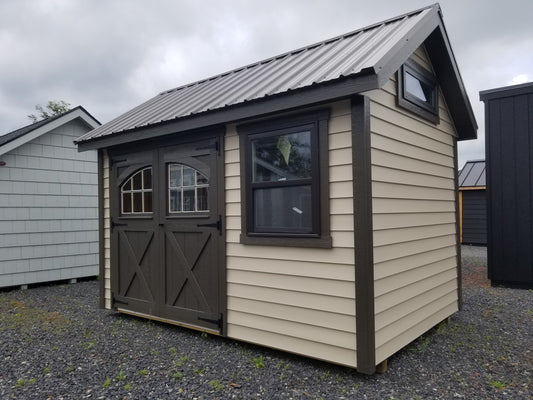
197 215 222 235
112 295 129 306
109 158 127 167
111 219 127 230
198 313 223 330
195 140 220 155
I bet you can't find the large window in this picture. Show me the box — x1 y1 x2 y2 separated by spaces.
168 163 209 213
121 167 152 214
238 111 331 247
397 59 439 124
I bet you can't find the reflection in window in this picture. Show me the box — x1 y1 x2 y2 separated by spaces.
252 131 311 182
168 164 209 213
405 72 433 103
121 167 152 214
249 128 316 233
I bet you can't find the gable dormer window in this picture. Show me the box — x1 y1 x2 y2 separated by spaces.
398 59 439 124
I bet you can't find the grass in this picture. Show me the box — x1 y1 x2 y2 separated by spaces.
0 299 70 334
175 356 189 367
209 379 224 391
489 378 506 389
252 355 265 368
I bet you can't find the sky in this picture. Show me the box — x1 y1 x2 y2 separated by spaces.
1 0 532 168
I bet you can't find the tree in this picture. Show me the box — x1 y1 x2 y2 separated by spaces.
28 100 71 123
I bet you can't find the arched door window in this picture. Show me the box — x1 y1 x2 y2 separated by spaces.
121 167 153 214
168 163 209 213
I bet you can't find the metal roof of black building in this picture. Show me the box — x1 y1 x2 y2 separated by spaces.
459 160 486 188
76 3 477 151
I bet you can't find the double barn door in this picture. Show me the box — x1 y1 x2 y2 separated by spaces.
109 135 224 334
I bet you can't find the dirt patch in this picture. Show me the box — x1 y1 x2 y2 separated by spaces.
461 245 490 287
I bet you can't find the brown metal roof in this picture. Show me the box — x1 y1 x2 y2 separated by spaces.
76 3 477 149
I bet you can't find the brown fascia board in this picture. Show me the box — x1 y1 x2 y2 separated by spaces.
373 3 477 142
76 72 379 152
425 20 478 141
373 4 442 87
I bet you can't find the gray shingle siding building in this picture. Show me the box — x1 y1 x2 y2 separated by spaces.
0 106 101 288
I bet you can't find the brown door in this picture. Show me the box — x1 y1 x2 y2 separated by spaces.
157 138 224 332
110 134 224 334
110 149 158 317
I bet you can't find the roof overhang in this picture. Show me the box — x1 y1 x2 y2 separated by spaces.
77 72 379 151
480 81 533 102
1 106 101 156
77 3 477 151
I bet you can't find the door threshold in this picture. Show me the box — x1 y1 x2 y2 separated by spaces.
117 308 220 335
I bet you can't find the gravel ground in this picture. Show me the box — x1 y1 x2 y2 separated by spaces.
0 246 531 400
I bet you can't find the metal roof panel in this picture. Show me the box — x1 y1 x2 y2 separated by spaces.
459 160 486 188
78 4 471 146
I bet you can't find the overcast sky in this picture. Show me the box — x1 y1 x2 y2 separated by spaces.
1 0 532 167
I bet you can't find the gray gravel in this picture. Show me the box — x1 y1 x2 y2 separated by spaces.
1 246 531 400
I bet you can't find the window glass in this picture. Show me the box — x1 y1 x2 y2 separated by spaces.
254 185 312 232
133 192 143 213
252 131 311 182
398 59 438 123
123 193 132 213
121 167 153 214
197 187 209 211
169 164 182 187
183 166 195 186
405 72 433 103
169 189 182 212
132 172 142 190
168 164 209 213
183 189 195 212
143 168 152 189
144 191 152 213
238 110 331 246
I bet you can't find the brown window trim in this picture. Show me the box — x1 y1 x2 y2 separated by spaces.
397 59 439 124
238 110 332 248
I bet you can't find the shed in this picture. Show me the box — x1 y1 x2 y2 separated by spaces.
480 82 533 288
76 4 477 373
458 160 486 245
0 106 101 288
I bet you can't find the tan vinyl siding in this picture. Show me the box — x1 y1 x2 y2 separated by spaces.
224 100 357 367
103 151 111 309
367 45 459 364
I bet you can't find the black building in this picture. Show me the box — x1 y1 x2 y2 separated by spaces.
458 160 486 245
480 82 533 288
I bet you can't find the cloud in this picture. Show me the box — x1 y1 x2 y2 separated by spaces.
1 0 532 170
509 74 530 85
